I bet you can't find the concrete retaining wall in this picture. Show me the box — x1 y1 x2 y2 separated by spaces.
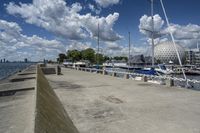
35 66 79 133
41 67 56 75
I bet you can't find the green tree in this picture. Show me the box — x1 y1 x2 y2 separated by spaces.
64 48 111 64
103 56 110 61
95 53 104 64
66 50 81 62
81 48 95 63
58 53 66 63
113 56 128 61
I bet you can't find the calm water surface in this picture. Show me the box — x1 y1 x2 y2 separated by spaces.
0 63 34 80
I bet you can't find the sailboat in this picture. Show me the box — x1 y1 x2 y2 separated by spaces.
132 0 159 75
132 0 175 76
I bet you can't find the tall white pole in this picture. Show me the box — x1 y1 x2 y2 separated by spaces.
160 0 188 84
129 32 131 64
151 0 155 67
128 32 131 71
97 23 100 66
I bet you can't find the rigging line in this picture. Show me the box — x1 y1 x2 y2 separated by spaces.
160 0 188 83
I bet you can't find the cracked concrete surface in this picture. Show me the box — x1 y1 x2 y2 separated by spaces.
46 67 200 133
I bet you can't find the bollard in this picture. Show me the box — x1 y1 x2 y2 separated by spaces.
103 70 107 75
124 74 129 79
166 77 174 87
57 65 61 75
90 69 93 73
169 78 174 87
143 76 148 82
160 79 166 85
99 70 103 74
112 72 117 77
39 63 46 67
95 70 99 74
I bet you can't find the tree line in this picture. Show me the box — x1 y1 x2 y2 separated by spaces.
57 48 127 64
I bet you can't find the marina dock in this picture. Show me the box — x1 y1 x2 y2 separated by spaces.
0 64 200 133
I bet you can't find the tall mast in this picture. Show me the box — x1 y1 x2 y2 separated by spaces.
151 0 155 67
97 23 100 65
128 32 131 67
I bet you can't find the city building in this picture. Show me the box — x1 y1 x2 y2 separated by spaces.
195 50 200 65
154 41 185 64
129 55 155 66
185 48 200 66
185 49 196 65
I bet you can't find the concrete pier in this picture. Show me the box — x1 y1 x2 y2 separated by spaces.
0 65 78 133
0 65 36 133
46 67 200 133
35 66 78 133
1 65 200 133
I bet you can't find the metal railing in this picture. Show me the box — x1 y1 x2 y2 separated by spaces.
65 66 200 88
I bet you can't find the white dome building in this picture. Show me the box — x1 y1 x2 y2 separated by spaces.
154 41 186 64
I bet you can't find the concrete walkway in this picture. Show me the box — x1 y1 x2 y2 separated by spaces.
46 67 200 133
0 65 36 133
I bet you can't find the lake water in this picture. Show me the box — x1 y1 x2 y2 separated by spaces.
0 63 34 80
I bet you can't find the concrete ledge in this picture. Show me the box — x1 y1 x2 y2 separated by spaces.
41 67 56 75
38 63 46 67
0 65 36 133
35 66 79 133
0 87 34 97
18 72 36 75
10 77 36 82
0 79 35 92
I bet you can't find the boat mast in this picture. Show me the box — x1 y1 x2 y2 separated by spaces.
151 0 155 67
128 32 131 67
97 23 100 66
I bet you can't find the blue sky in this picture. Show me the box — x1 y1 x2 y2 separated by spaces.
0 0 200 61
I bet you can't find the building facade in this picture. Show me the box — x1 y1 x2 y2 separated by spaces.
154 42 185 64
186 48 200 66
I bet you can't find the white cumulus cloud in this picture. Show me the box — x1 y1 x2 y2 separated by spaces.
139 14 200 48
88 4 101 14
0 19 65 61
66 41 92 51
94 0 120 8
139 14 164 39
6 0 122 42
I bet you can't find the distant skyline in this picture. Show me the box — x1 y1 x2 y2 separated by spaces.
0 0 200 61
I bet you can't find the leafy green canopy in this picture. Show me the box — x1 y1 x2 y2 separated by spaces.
57 48 127 64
